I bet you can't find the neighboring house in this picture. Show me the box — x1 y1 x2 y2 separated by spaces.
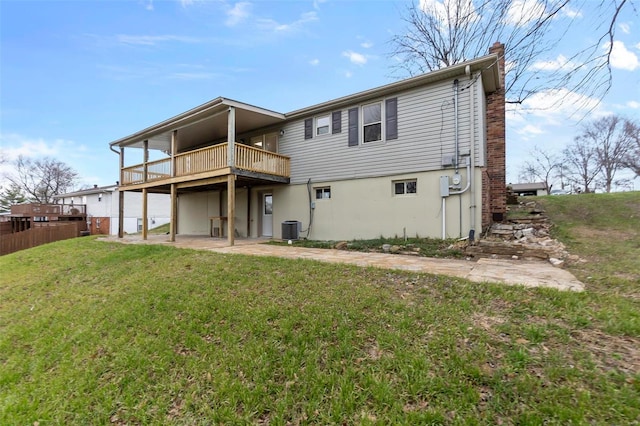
54 185 170 235
510 182 548 196
109 43 506 245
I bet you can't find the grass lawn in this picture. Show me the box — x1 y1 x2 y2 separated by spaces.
1 192 638 424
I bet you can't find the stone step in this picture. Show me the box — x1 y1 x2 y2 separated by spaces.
467 241 555 260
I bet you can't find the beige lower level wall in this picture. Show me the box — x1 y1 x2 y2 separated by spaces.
269 169 483 240
178 188 250 236
177 169 483 241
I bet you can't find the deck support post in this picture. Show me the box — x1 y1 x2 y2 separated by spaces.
171 130 177 177
118 147 125 238
227 174 235 246
170 183 177 242
247 186 251 238
227 106 235 167
227 106 236 246
169 131 178 242
142 188 148 240
143 140 149 183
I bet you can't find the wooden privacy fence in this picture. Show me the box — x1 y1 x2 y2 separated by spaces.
0 222 84 256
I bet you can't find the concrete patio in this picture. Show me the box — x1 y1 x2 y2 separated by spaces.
98 234 585 292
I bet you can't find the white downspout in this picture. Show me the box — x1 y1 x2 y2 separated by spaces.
467 66 477 242
453 79 460 173
442 197 446 240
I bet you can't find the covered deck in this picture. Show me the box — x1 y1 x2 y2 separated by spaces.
110 97 290 246
120 142 289 190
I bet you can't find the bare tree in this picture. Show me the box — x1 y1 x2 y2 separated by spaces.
578 116 635 192
4 156 79 204
562 136 600 193
390 0 633 108
518 146 561 192
622 120 640 176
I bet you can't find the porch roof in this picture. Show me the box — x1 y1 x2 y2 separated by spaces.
109 98 286 151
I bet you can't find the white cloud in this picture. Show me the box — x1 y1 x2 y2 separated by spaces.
517 88 604 122
505 0 545 26
619 22 631 34
517 124 544 136
116 34 201 46
309 58 319 66
345 71 353 78
180 0 194 7
627 100 640 109
168 72 218 80
226 2 251 27
530 54 576 71
636 42 640 50
608 40 639 71
360 41 373 49
342 50 367 66
419 0 446 17
419 0 479 28
0 133 77 162
257 11 318 33
561 6 582 19
313 0 326 10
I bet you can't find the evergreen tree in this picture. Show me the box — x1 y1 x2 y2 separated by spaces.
0 184 28 213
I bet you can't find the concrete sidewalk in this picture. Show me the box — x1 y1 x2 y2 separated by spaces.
99 235 584 292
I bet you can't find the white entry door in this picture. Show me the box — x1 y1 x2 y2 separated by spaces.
262 193 273 237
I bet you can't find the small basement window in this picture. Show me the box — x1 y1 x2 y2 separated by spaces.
394 179 417 195
315 187 331 199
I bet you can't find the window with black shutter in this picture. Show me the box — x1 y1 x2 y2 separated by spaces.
348 107 358 146
385 97 398 140
304 118 313 140
332 111 341 134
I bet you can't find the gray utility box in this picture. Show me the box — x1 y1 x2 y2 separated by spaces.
282 220 301 240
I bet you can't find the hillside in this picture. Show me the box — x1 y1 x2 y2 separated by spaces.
1 192 639 424
537 191 640 296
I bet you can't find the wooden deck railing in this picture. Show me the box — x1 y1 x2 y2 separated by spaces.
235 144 290 177
147 158 172 181
121 143 290 185
175 144 227 176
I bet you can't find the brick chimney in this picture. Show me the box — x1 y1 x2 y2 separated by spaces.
482 42 507 228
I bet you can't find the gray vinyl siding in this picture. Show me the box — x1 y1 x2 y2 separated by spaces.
278 76 485 185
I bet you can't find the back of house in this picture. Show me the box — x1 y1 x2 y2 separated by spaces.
109 43 506 245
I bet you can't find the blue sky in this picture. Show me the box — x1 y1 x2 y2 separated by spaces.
1 0 639 190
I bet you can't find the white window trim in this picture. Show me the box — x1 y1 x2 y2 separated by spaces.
393 179 417 196
316 114 331 136
314 186 331 200
361 101 385 144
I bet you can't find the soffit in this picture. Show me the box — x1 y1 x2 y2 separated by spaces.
109 98 286 151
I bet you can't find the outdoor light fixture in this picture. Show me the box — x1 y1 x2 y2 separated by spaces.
98 193 102 202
